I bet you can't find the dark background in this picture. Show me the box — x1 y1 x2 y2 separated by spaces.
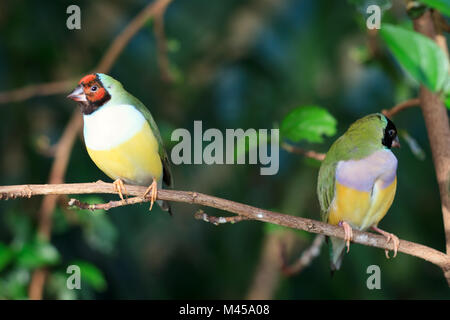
0 0 449 299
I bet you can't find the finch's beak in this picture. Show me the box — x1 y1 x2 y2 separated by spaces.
67 85 87 102
392 136 401 148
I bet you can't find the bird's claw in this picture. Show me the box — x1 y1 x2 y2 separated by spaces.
143 178 158 211
383 233 399 259
339 221 353 253
372 226 399 259
113 179 128 202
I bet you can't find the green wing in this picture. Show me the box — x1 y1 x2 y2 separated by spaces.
128 95 173 187
317 149 338 222
317 123 381 222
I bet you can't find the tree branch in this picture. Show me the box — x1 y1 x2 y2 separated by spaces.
0 79 77 104
154 0 174 83
382 98 420 118
281 142 326 161
1 182 449 278
413 10 450 286
96 0 173 73
193 209 250 225
281 234 325 276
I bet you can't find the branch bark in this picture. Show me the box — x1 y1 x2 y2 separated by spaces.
281 142 326 161
413 11 450 285
1 182 449 277
382 98 420 118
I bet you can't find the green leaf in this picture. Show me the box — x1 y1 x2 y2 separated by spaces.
445 94 450 109
16 239 60 269
303 157 322 168
71 261 107 291
0 269 30 299
444 75 450 109
0 243 14 272
380 24 449 91
281 106 337 143
420 0 450 16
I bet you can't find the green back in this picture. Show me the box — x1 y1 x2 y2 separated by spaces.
127 94 173 187
317 113 387 221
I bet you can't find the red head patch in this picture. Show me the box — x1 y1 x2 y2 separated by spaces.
79 74 97 85
75 73 111 114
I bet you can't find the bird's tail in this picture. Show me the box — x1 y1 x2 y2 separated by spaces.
158 200 172 215
328 236 346 273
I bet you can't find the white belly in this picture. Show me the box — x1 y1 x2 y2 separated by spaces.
83 104 146 150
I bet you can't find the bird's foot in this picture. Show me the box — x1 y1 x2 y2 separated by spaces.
112 179 128 201
371 226 399 259
143 178 158 211
338 221 353 253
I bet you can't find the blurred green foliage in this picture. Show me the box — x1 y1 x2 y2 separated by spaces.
281 105 337 143
380 24 448 92
0 0 449 299
420 0 450 16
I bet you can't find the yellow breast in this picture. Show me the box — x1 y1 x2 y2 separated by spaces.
328 177 396 230
86 121 163 185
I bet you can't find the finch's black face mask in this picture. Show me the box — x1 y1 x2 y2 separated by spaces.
382 117 400 149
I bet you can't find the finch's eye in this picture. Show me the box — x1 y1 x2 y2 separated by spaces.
389 129 396 137
91 86 98 92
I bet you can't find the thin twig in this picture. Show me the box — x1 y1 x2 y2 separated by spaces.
97 0 173 73
1 182 449 278
68 196 146 211
382 98 420 118
282 234 325 276
193 209 250 225
0 79 76 104
154 1 174 83
281 142 326 161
